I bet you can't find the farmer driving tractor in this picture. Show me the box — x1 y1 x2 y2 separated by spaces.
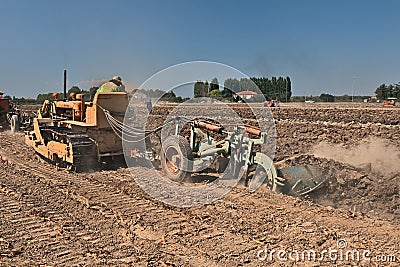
97 76 125 93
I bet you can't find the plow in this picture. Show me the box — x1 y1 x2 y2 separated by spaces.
24 70 326 197
155 118 326 196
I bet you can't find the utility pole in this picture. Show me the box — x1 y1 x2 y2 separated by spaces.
352 76 359 102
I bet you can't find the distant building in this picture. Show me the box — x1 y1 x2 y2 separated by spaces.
233 90 257 100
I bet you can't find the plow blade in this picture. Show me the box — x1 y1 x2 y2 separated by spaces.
277 165 326 196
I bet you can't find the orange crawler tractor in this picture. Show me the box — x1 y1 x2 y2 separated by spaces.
25 70 128 170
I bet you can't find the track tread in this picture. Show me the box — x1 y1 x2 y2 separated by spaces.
39 126 97 171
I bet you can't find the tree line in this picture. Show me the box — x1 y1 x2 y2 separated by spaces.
6 86 188 105
35 86 99 103
194 76 292 102
291 94 372 102
194 78 220 98
131 88 189 103
375 83 400 100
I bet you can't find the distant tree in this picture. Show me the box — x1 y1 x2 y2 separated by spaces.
8 97 36 104
341 94 352 102
36 92 61 103
204 81 209 95
68 86 81 95
210 77 219 91
387 84 394 98
160 91 176 101
208 89 221 98
284 76 292 102
239 78 256 92
159 91 188 103
250 77 266 95
223 78 240 97
194 81 205 98
249 76 292 101
393 83 400 98
290 96 305 102
375 82 400 100
375 84 387 100
320 93 335 102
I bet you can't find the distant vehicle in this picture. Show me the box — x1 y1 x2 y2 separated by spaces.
382 98 396 107
0 98 10 127
305 100 315 103
263 100 280 107
0 98 32 133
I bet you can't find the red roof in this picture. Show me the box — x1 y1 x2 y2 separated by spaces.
235 91 257 95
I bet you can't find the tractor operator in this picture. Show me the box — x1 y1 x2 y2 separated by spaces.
97 76 125 93
0 91 3 99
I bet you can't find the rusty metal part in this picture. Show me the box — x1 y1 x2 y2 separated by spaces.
244 125 261 137
195 120 224 133
194 119 261 137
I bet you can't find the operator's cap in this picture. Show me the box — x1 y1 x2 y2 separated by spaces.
112 76 122 81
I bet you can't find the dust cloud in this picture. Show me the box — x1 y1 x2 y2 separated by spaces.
312 137 400 176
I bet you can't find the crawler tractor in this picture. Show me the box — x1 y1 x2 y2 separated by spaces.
25 70 128 170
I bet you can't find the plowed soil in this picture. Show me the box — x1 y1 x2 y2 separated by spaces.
0 103 399 266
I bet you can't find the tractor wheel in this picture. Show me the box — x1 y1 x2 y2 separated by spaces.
161 135 193 182
10 115 19 134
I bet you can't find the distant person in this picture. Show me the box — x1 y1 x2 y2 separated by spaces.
146 99 153 112
97 76 125 93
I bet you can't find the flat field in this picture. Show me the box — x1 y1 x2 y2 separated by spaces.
0 102 399 266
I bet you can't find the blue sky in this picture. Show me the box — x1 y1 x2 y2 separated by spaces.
1 0 400 98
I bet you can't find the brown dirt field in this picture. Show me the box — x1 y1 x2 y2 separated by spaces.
0 102 399 266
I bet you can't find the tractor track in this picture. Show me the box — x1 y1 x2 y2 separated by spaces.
0 133 259 266
0 160 148 266
0 186 86 266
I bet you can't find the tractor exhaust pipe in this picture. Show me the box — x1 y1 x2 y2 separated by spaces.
63 69 67 102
